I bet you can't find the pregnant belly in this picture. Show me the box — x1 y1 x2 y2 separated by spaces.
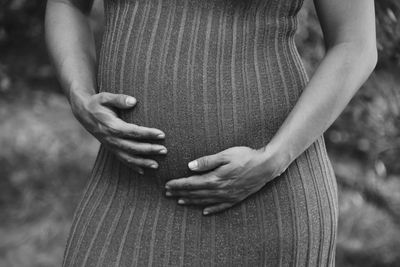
98 41 306 180
99 64 301 181
96 0 309 180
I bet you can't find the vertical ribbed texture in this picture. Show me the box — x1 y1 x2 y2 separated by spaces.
63 0 338 266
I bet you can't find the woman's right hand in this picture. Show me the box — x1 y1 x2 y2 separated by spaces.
71 92 167 174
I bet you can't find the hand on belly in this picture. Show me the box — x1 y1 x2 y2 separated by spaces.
72 92 169 174
164 145 289 215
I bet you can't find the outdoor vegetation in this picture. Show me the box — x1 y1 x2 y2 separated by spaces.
0 0 399 266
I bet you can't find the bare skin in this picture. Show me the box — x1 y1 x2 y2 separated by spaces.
45 0 377 215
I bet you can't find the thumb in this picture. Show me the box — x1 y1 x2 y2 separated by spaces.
99 93 137 109
188 152 227 172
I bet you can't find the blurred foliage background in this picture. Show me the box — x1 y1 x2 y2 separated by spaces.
0 0 399 266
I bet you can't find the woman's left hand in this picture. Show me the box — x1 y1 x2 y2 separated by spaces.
165 146 288 215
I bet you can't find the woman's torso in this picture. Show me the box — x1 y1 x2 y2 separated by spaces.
62 1 339 266
97 0 308 182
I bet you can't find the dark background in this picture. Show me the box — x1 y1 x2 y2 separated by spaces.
0 0 399 266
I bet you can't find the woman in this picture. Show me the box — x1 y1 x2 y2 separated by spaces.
45 0 376 266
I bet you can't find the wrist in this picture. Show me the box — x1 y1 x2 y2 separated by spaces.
68 85 94 117
259 140 294 176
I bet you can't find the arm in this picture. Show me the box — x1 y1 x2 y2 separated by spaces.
45 0 168 174
165 0 377 215
265 0 377 167
45 0 97 108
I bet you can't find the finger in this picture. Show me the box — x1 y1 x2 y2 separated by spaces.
177 198 222 206
105 118 165 140
128 165 145 175
115 150 159 169
165 175 218 190
97 92 137 109
188 152 228 172
106 137 167 155
203 202 234 215
113 152 144 175
166 189 222 198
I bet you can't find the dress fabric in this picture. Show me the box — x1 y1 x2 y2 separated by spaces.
63 0 339 266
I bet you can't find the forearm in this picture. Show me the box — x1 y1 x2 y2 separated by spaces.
45 1 96 113
265 42 377 168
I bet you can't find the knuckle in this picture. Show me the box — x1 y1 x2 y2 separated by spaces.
97 92 107 102
180 183 189 190
92 125 105 137
107 124 122 136
116 94 125 104
146 128 158 136
102 135 115 146
220 153 231 164
134 160 146 168
86 102 100 114
136 158 149 166
201 157 209 167
226 195 237 202
142 129 156 138
219 152 228 161
225 186 235 195
132 132 142 139
125 156 137 165
116 142 128 152
183 182 192 190
140 143 152 152
215 189 226 197
220 178 233 187
97 122 112 136
129 128 142 139
219 188 234 200
128 145 140 154
149 144 159 152
208 176 221 187
86 98 97 109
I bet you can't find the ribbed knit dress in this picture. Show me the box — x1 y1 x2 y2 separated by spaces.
62 0 339 266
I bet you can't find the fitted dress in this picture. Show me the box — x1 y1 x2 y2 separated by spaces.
62 0 339 266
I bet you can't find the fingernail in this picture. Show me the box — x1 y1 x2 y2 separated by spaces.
165 191 172 196
165 184 170 190
188 160 198 170
138 169 144 175
150 163 158 169
178 199 185 204
126 97 136 106
203 210 209 215
157 132 165 138
159 148 167 154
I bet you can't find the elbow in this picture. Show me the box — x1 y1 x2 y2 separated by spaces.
357 38 378 75
347 40 378 76
365 43 378 75
329 38 378 76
